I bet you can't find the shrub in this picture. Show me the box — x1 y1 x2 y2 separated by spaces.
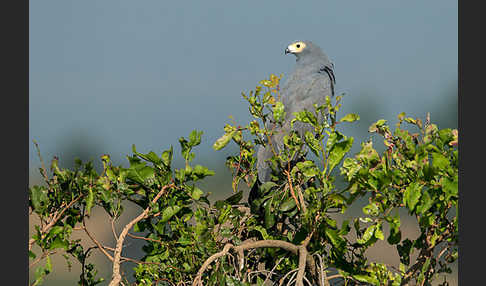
29 75 458 286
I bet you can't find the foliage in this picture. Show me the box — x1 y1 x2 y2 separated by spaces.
29 75 458 286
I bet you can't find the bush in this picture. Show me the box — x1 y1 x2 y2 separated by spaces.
29 75 458 286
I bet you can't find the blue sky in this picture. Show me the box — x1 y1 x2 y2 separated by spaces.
29 0 457 182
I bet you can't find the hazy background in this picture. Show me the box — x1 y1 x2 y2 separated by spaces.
29 0 457 284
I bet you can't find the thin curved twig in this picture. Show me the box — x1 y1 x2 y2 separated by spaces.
108 184 174 286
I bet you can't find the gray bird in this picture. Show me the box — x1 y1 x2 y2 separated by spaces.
256 40 336 183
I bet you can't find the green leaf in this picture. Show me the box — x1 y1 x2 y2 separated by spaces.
86 186 94 216
189 130 203 147
404 117 416 124
273 101 285 122
363 202 380 216
29 251 36 259
374 223 385 240
293 110 317 126
260 182 277 195
416 190 434 214
47 226 64 239
160 205 182 223
386 213 402 245
177 236 193 246
341 158 361 180
127 158 156 185
161 146 173 167
213 131 235 150
264 199 275 228
30 186 48 213
224 190 243 205
132 145 162 165
259 79 272 87
369 119 387 133
438 128 454 145
296 160 320 177
132 221 145 233
397 112 406 121
253 226 272 240
327 137 354 173
418 258 431 284
340 113 360 122
304 131 321 157
403 182 422 212
352 274 379 285
190 187 204 200
49 237 69 250
325 228 345 251
357 224 376 245
279 197 297 212
442 175 458 200
326 131 343 151
432 152 450 171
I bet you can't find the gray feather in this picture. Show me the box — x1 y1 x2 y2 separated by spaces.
256 41 335 183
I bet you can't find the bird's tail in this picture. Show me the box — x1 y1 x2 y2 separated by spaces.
256 144 273 184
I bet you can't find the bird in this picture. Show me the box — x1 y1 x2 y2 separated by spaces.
255 40 336 185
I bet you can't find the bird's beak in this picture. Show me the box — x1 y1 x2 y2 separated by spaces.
285 47 290 55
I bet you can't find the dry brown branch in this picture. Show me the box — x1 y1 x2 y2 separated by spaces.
296 185 307 214
108 184 174 286
126 232 166 245
28 195 83 252
262 257 284 285
111 217 119 241
193 243 233 286
193 239 319 286
296 246 308 286
325 274 344 281
279 269 299 286
82 219 114 261
284 169 301 211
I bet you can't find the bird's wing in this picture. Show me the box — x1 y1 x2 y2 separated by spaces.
256 60 335 184
318 63 336 97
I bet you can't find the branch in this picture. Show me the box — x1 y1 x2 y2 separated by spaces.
192 239 318 286
82 220 114 261
126 232 166 245
296 246 308 286
108 184 174 286
193 244 234 286
284 169 301 211
29 250 56 268
29 195 82 252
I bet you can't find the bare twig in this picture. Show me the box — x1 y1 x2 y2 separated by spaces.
33 140 50 185
108 184 174 286
312 253 328 286
111 217 119 241
126 232 166 245
296 185 307 214
284 169 301 211
263 257 284 285
82 220 114 261
29 250 57 268
279 269 299 286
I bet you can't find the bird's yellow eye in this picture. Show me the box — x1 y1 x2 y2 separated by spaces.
287 41 306 54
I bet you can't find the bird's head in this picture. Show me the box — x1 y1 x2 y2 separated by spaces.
284 40 325 62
